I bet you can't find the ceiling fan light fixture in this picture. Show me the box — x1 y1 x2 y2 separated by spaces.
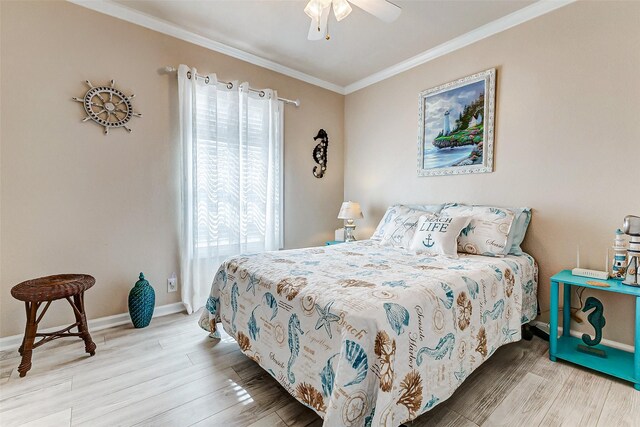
332 0 352 21
304 0 330 21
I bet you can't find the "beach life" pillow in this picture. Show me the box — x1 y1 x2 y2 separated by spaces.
409 215 472 257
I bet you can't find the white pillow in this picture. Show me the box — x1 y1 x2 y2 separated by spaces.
409 215 471 257
376 206 436 249
463 204 532 255
441 205 515 257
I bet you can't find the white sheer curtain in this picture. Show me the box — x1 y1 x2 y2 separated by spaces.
178 64 283 314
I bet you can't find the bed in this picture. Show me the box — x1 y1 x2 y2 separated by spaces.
199 240 537 426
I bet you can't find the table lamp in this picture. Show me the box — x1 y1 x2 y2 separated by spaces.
338 201 363 242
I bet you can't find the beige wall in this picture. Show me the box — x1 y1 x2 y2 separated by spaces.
345 1 639 346
0 1 344 337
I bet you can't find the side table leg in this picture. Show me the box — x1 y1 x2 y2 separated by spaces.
563 283 572 337
73 293 96 356
18 302 39 377
549 281 559 362
635 296 639 391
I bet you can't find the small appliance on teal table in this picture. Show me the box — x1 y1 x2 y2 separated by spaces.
128 273 155 328
549 270 640 390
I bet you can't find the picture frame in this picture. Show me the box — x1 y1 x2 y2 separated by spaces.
417 68 496 177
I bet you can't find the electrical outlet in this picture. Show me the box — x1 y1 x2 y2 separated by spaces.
168 273 177 293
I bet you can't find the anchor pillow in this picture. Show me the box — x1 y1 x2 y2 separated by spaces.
441 205 516 257
409 214 472 258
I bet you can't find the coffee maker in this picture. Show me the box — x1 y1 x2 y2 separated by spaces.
622 215 640 287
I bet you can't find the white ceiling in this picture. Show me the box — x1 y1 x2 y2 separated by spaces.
111 0 536 88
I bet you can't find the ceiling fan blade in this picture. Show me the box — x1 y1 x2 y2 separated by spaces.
349 0 401 22
307 6 330 40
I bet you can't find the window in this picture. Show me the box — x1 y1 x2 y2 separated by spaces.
193 86 283 255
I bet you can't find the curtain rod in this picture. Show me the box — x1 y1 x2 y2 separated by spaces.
163 66 300 107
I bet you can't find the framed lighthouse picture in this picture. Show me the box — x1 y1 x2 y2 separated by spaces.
417 68 496 177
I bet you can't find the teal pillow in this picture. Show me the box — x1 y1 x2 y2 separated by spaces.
506 208 531 255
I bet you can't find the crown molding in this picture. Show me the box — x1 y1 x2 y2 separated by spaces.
343 0 577 94
68 0 575 97
67 0 346 95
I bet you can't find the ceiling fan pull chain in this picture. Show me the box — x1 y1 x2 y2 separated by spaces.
326 18 331 40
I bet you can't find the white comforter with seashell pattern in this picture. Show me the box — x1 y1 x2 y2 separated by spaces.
199 240 537 427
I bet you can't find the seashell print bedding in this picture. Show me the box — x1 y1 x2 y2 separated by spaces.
199 240 537 427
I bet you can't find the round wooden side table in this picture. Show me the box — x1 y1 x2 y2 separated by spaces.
10 274 97 377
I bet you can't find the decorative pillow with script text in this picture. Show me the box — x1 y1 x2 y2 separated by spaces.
374 205 442 249
441 204 515 257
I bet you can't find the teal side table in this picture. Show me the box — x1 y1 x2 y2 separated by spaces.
549 270 640 391
326 240 345 246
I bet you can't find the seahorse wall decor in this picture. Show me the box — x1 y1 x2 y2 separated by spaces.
312 129 328 178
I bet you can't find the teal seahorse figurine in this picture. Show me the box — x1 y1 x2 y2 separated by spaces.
582 297 605 346
287 314 304 383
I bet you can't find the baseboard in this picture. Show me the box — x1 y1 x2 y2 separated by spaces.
0 302 186 351
532 320 635 353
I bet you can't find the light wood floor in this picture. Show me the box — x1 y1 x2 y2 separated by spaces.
0 312 638 427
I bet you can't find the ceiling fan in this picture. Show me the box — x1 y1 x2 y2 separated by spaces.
305 0 401 40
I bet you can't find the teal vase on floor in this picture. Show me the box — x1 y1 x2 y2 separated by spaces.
128 273 155 328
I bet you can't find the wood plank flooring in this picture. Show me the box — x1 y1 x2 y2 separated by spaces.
0 312 637 426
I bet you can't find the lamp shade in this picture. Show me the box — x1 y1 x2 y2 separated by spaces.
338 201 364 220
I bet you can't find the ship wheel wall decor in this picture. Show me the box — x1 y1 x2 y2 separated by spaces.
73 80 141 135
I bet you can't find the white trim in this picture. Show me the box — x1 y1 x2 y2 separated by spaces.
532 320 635 353
66 0 345 95
0 302 186 351
343 0 577 94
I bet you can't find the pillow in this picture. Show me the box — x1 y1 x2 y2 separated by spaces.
371 205 442 248
404 203 445 213
443 203 531 255
505 208 531 255
441 205 515 257
409 215 471 257
377 207 428 249
371 206 400 241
